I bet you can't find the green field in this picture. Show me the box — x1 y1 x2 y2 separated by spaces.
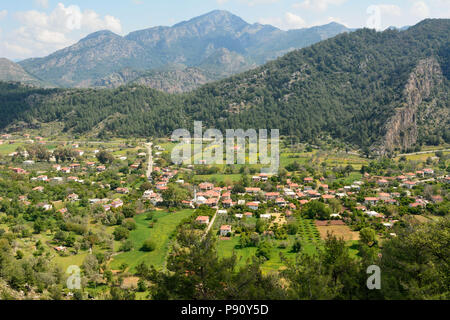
217 235 319 274
109 209 194 272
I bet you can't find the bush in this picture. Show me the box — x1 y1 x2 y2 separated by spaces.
292 239 302 253
256 242 272 261
113 226 130 241
141 239 156 252
122 219 137 231
120 239 134 252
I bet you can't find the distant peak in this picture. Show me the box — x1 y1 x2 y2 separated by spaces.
81 30 121 41
173 9 248 28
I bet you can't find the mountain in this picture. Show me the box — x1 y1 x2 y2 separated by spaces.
0 58 44 86
1 19 448 155
18 10 349 91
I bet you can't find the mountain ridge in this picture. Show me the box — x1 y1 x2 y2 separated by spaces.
1 19 447 155
16 10 350 91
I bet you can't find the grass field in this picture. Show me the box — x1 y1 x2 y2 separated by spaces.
109 209 194 272
217 235 318 274
316 225 360 241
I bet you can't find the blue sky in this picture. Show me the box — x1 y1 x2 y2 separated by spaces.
0 0 449 60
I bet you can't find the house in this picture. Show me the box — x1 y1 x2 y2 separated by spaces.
423 168 434 175
53 164 61 171
296 191 306 198
364 197 379 206
61 167 71 174
67 193 79 201
116 187 129 194
304 177 314 183
222 199 234 208
97 165 106 172
196 216 210 225
195 196 207 205
366 211 380 217
244 212 253 218
37 175 48 182
58 208 68 215
67 176 79 182
37 203 52 211
111 199 124 209
33 186 44 192
403 181 416 189
69 164 81 170
275 198 287 207
199 182 214 191
54 246 67 252
259 173 269 181
252 176 261 182
220 225 232 237
306 190 320 198
405 173 416 180
377 179 389 186
142 190 155 200
260 214 272 220
247 202 260 210
245 187 261 194
265 192 280 200
378 193 391 201
322 194 335 201
205 198 219 207
431 195 443 204
74 150 84 157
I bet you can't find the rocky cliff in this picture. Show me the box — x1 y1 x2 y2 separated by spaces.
378 57 444 154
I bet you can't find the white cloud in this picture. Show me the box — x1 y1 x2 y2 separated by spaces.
260 12 307 30
34 0 49 8
378 4 402 17
0 10 7 20
411 1 431 20
0 3 123 60
294 0 347 12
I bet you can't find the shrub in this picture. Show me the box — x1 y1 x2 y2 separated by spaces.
141 239 156 252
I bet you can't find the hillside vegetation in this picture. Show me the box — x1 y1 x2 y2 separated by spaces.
0 19 448 154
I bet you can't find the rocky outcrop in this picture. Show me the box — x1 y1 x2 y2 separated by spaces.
377 57 443 154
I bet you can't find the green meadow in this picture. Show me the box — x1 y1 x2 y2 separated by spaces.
109 209 194 272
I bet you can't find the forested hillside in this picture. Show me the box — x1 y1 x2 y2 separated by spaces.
0 19 448 153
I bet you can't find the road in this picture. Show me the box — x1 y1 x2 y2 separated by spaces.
145 142 153 179
204 210 218 239
397 149 450 157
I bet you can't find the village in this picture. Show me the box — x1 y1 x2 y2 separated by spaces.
0 132 448 298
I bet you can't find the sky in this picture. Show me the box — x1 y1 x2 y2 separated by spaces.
0 0 449 61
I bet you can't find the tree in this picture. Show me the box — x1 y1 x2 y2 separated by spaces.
380 218 450 299
302 201 331 220
359 228 377 247
162 184 189 208
96 151 114 164
291 239 302 253
113 226 129 241
256 242 272 261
